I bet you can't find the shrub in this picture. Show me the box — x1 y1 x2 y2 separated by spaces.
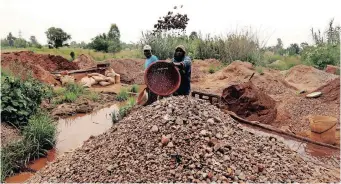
64 92 77 103
116 88 129 101
301 44 340 69
130 84 139 93
1 112 56 181
127 97 136 107
256 66 264 75
1 76 51 127
86 91 99 102
208 65 216 74
54 87 66 95
22 111 56 155
110 108 120 124
65 83 85 96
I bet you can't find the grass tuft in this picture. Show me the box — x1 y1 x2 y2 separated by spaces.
1 111 56 181
130 84 139 93
116 88 129 101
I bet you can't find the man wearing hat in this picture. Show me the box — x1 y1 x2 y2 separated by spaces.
143 45 159 105
171 45 192 96
143 45 159 69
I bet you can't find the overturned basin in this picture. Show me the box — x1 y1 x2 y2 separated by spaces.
144 61 181 96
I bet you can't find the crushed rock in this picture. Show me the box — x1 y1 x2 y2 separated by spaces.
29 96 338 183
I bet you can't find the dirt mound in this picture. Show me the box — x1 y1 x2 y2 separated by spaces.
1 51 79 72
72 54 96 69
192 61 295 96
221 82 277 124
105 59 145 84
1 51 80 84
192 59 221 82
314 78 340 103
30 97 337 183
284 65 338 92
325 65 340 74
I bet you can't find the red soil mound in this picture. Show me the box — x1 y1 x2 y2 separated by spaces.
314 78 340 103
1 51 80 84
105 59 145 84
73 54 96 69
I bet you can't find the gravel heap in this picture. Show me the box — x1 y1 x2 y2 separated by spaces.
30 96 338 183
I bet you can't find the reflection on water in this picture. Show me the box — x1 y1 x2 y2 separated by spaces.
55 104 119 154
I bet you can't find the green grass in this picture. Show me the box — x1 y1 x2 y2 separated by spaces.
116 88 129 101
208 65 216 74
267 56 301 71
130 84 140 93
64 92 77 103
1 47 144 61
51 83 89 104
52 84 101 104
256 66 264 75
1 112 56 181
86 91 100 102
127 97 136 107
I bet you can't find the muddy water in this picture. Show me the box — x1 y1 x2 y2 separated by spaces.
5 104 120 183
56 105 117 154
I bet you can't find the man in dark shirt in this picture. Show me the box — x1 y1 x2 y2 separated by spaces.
171 45 192 96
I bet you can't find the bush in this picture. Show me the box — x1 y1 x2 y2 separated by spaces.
116 88 129 101
64 92 77 103
1 112 56 181
130 84 139 93
208 65 216 74
86 91 100 102
1 76 51 127
127 97 136 107
256 66 264 75
65 83 85 95
139 28 262 64
22 111 56 155
301 44 340 69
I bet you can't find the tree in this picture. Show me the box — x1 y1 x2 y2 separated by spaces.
189 31 198 40
45 27 71 48
287 43 300 55
300 42 309 49
70 41 78 48
14 38 28 48
30 35 39 45
275 38 284 55
79 41 87 48
6 32 16 47
108 24 120 41
88 24 122 53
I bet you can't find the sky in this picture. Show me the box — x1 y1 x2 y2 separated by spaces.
0 0 340 47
